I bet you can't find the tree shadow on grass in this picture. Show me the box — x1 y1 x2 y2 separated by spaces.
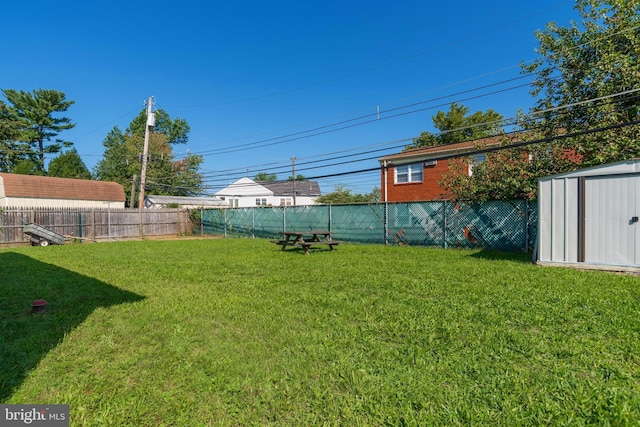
0 252 144 402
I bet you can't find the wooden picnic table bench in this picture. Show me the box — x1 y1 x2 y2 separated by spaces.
271 230 341 255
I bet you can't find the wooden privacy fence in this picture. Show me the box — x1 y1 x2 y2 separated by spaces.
0 207 193 245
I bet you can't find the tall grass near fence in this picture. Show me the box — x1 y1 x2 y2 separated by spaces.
2 239 639 425
200 199 536 251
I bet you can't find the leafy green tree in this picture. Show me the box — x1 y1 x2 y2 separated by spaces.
287 174 307 181
95 109 204 206
315 185 380 204
11 159 44 175
1 89 75 172
254 172 277 181
407 103 504 149
440 144 534 202
48 148 92 179
0 100 25 172
367 187 381 202
522 0 640 167
94 127 129 185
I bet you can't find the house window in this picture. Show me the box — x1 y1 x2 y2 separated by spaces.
395 163 423 184
255 198 267 206
230 198 239 208
468 154 486 176
279 198 292 206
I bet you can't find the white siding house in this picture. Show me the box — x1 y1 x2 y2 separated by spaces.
215 177 321 207
537 158 639 271
0 173 126 208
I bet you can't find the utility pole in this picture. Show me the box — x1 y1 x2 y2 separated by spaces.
138 96 154 210
130 175 137 208
291 156 297 206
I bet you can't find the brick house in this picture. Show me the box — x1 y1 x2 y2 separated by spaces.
378 137 501 202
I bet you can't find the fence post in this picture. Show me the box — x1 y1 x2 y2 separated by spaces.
442 200 448 249
91 209 95 241
328 204 332 232
384 202 388 245
252 207 255 239
283 207 287 232
525 199 529 252
78 212 83 242
108 204 112 241
224 209 227 238
200 208 204 236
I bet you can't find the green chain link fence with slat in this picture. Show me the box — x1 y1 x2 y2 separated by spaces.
198 200 536 251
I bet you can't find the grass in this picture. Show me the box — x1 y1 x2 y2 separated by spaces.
1 238 639 426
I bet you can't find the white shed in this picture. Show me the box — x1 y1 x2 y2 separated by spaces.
537 158 639 272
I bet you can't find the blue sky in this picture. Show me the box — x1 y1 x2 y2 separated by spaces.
1 0 579 195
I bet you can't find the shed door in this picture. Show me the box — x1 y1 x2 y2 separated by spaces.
584 175 639 266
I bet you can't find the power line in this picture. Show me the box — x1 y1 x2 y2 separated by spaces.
184 75 538 158
184 90 639 192
301 120 640 182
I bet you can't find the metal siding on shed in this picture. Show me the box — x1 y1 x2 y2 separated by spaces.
550 178 567 262
538 179 553 261
565 178 579 263
538 176 585 263
585 175 638 266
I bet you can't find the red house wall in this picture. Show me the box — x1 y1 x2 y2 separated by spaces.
381 161 454 202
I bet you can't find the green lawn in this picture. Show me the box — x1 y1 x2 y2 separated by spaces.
1 239 639 426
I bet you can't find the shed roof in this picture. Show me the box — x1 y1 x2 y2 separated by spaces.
538 158 640 181
0 173 126 202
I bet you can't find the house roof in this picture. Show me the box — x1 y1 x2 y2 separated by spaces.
215 177 322 198
258 180 321 197
378 135 510 165
215 177 273 197
0 173 126 202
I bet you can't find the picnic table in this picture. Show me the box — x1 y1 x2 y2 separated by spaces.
271 230 341 255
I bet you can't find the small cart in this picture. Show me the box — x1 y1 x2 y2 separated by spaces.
23 223 65 246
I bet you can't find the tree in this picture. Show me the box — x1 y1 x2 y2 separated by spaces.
11 159 44 175
407 103 504 149
1 89 75 173
287 174 307 181
0 100 25 172
441 1 640 202
439 145 535 202
95 109 204 206
254 172 277 181
48 148 92 179
522 0 640 168
315 185 380 204
94 127 130 186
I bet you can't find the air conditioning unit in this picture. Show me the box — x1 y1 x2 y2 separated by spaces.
424 160 437 167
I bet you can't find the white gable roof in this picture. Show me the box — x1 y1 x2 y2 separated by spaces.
215 177 273 197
